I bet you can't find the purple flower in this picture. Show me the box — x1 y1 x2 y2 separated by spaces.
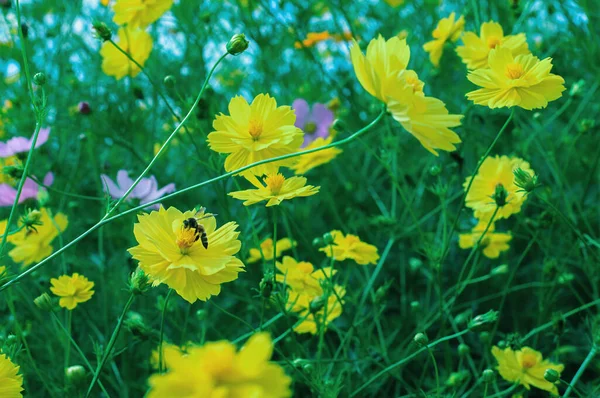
292 99 334 147
101 170 176 210
0 127 51 158
0 172 54 206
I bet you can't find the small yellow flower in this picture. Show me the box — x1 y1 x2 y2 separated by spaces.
456 21 530 70
207 94 304 178
294 31 331 49
466 47 565 109
147 333 292 398
320 230 379 265
423 12 465 67
2 208 68 268
492 346 564 395
229 173 320 207
276 256 335 294
291 137 342 175
50 273 95 310
113 0 173 27
100 27 153 80
128 207 244 304
464 155 534 221
246 238 296 264
287 285 345 335
0 352 23 397
458 221 512 259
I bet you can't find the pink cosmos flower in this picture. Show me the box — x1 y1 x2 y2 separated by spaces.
101 170 176 210
0 172 54 206
292 99 334 147
0 127 51 158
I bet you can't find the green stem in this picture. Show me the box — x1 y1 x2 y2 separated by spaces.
426 347 441 398
65 310 72 382
85 293 135 397
563 346 597 398
158 289 174 373
272 207 278 277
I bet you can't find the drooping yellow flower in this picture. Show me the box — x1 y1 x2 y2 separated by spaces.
456 21 530 70
113 0 173 27
423 12 465 67
491 346 564 395
294 31 332 49
320 230 379 265
4 208 68 268
128 207 244 303
246 238 296 264
100 27 153 80
50 273 95 310
207 94 304 178
229 173 319 207
466 47 565 109
458 221 512 259
147 333 292 398
464 155 534 221
0 353 23 398
276 256 335 294
291 137 342 175
286 285 345 335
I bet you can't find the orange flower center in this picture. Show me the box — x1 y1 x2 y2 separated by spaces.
487 36 501 49
265 173 286 195
521 353 538 369
248 119 263 140
505 63 525 80
176 226 197 252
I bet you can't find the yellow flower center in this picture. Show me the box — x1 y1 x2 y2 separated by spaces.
505 63 525 80
265 173 286 195
176 226 197 252
248 119 263 140
487 36 501 49
521 353 538 369
406 76 423 93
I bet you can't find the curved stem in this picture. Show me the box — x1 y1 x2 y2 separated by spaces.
158 289 174 373
426 346 441 398
563 346 597 398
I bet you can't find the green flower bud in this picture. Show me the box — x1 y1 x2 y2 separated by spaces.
429 165 442 176
482 369 495 383
513 168 539 194
413 332 429 347
491 264 509 275
578 118 595 133
458 343 470 357
492 184 508 207
543 368 560 383
410 301 420 313
322 232 334 246
445 370 469 387
34 292 54 312
129 267 151 295
469 310 499 331
226 33 249 55
309 295 328 313
479 331 491 344
331 119 345 133
37 189 50 206
33 72 46 86
65 365 86 385
312 237 324 247
21 209 43 233
409 257 422 272
195 309 207 321
163 75 176 87
92 20 112 41
259 274 273 299
569 79 585 97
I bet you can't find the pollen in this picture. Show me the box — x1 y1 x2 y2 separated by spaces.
486 36 501 49
176 226 197 252
521 353 538 369
265 173 286 195
505 63 525 80
405 76 423 93
248 119 263 140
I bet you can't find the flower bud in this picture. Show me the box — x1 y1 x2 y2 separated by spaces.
409 257 422 272
163 75 176 87
490 264 509 275
482 369 495 383
21 209 43 233
92 20 112 41
331 119 345 133
259 274 273 299
78 101 91 115
124 311 152 338
37 189 50 206
410 301 420 313
469 310 499 331
479 331 491 345
513 168 539 194
543 368 560 383
312 237 324 247
429 164 442 176
226 33 249 55
309 295 327 313
129 267 151 295
458 343 470 357
569 79 585 97
413 332 429 347
578 118 595 133
492 184 508 207
65 365 86 385
195 309 207 321
34 293 54 312
446 370 469 387
33 72 46 86
322 232 334 246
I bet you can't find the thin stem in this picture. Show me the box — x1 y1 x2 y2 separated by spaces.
86 293 136 397
29 175 105 201
65 310 72 384
272 207 278 277
158 289 174 373
426 347 441 398
563 346 597 398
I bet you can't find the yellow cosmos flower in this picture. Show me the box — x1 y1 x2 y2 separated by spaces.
464 155 534 221
423 12 465 67
456 21 529 70
113 0 173 27
246 238 296 264
0 353 23 398
320 230 379 265
466 47 565 109
128 206 244 304
3 208 68 268
291 137 342 175
50 273 95 310
100 27 153 80
207 94 304 178
492 346 564 395
458 221 512 259
147 333 292 398
276 256 335 294
287 285 345 335
228 173 320 207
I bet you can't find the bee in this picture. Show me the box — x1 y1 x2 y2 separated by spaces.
182 207 216 249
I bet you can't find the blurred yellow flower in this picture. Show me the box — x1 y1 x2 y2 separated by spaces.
207 94 303 178
320 230 379 265
423 12 465 67
50 273 95 310
0 266 6 277
464 155 534 221
456 21 530 70
287 285 345 335
492 346 564 395
294 31 331 48
458 221 512 259
466 47 565 109
128 207 244 303
246 237 296 264
100 27 153 80
113 0 173 27
276 256 335 293
4 208 68 268
384 0 405 7
147 333 292 398
0 157 19 184
0 352 23 398
100 0 110 6
291 137 342 175
229 173 319 207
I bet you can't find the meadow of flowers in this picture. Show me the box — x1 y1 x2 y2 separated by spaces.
0 0 599 396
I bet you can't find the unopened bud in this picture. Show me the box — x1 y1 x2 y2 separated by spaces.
429 165 442 176
491 264 509 275
544 368 560 383
569 79 585 97
479 331 491 345
513 168 539 194
163 75 176 87
65 365 86 385
92 20 112 41
469 310 499 331
259 274 273 299
482 369 495 383
492 184 508 207
33 72 46 86
312 237 324 247
458 343 470 357
322 232 334 246
124 311 151 338
37 189 50 206
413 332 429 347
195 309 206 321
331 118 345 133
226 33 249 55
410 301 420 313
34 292 54 312
309 295 328 313
129 267 151 295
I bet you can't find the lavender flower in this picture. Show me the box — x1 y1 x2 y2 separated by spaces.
0 127 51 158
101 170 176 210
0 172 53 206
293 99 334 147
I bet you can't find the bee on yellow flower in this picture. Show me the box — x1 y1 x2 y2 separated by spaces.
423 12 465 67
50 273 95 310
228 173 320 207
320 230 379 265
100 27 153 80
466 47 565 109
0 352 23 397
112 0 173 27
458 221 512 259
456 21 530 70
246 237 296 264
291 137 342 175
